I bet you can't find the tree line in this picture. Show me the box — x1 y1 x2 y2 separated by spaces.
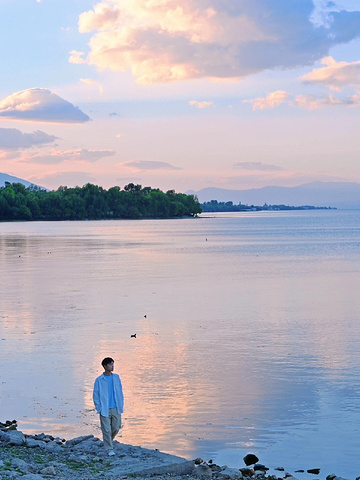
0 182 202 221
201 200 333 212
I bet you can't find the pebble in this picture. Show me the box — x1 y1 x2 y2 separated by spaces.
0 421 355 480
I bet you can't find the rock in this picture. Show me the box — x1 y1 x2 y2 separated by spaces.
326 477 350 480
194 463 213 477
194 457 204 465
243 454 259 466
42 442 62 452
254 473 266 479
307 469 321 475
40 466 56 476
220 465 243 478
254 464 269 472
65 434 94 446
77 454 88 462
26 438 44 448
326 475 337 480
275 467 285 471
141 460 196 476
68 454 85 463
0 429 25 445
240 467 254 476
295 470 305 473
11 458 30 472
72 437 99 453
19 475 45 480
209 464 222 473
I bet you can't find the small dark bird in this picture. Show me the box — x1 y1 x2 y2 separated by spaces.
131 334 137 338
144 315 147 318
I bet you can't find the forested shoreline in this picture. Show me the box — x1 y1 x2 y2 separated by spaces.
201 199 335 212
0 182 202 221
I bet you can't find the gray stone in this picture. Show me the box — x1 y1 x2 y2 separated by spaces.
0 459 4 467
68 454 86 463
219 466 243 478
12 458 29 472
5 472 18 480
65 434 94 446
72 438 99 453
18 475 45 480
1 430 25 446
26 438 44 448
40 466 56 476
193 463 213 477
42 442 62 452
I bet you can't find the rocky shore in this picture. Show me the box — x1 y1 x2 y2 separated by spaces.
0 421 356 480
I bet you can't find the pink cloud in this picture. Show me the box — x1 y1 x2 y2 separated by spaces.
294 93 360 109
189 100 213 109
301 57 360 90
17 148 116 164
73 1 360 84
243 90 290 110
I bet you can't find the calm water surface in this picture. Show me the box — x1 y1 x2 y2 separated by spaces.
1 210 360 478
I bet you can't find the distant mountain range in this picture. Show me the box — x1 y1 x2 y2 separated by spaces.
2 174 360 209
188 182 360 209
0 172 47 190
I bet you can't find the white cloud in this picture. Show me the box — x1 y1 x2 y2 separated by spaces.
0 128 57 149
294 93 360 109
120 160 182 170
73 0 360 84
243 90 290 110
234 162 284 172
301 56 360 89
69 50 86 64
19 148 116 164
0 88 91 123
189 100 213 109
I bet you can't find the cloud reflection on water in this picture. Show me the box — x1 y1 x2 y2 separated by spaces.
1 214 360 477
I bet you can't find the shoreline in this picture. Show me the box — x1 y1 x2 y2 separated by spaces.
0 421 353 480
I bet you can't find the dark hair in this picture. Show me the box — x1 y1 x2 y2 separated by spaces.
101 357 114 367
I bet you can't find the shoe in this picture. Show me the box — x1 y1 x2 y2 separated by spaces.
108 450 115 456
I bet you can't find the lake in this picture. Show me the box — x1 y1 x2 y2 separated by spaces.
1 210 360 479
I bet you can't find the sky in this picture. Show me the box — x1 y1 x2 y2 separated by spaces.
0 0 360 192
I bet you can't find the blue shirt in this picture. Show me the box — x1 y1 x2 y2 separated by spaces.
104 374 117 409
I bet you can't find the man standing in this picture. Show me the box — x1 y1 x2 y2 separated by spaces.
93 357 124 456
